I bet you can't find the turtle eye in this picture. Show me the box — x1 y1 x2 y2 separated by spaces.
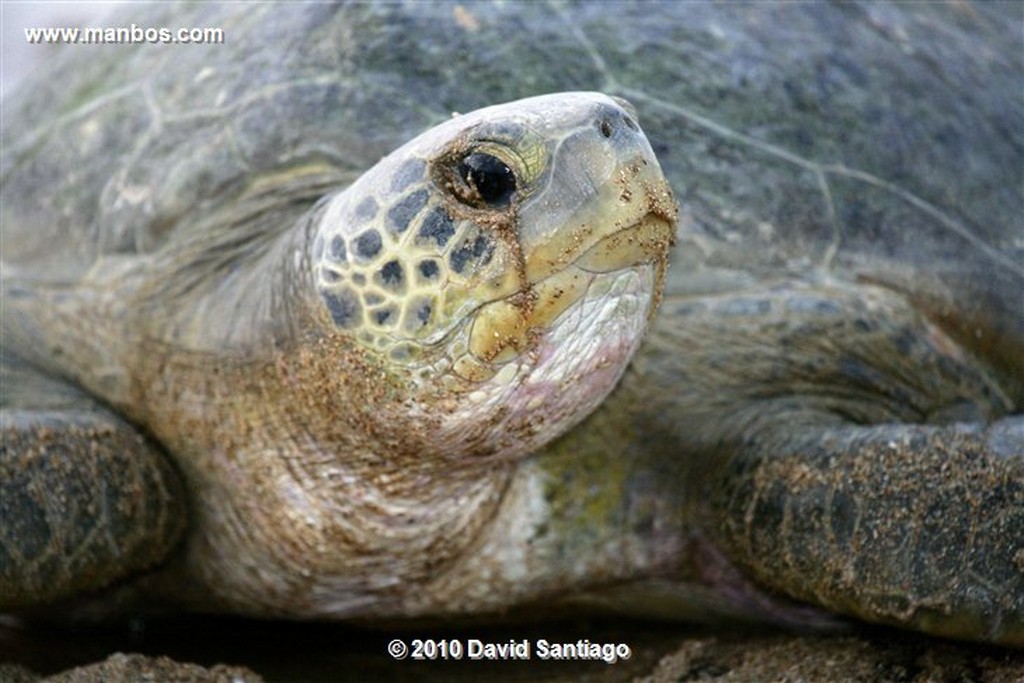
458 152 517 207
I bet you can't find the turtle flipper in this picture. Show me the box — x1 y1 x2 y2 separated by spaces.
713 417 1024 645
1 359 185 610
637 285 1021 642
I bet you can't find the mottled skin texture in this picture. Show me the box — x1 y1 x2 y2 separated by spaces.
0 0 1021 667
3 89 675 622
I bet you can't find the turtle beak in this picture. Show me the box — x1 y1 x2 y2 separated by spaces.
458 97 677 379
517 98 677 285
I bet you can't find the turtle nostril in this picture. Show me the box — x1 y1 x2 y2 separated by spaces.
597 101 641 140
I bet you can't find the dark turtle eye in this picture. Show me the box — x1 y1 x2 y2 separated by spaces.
458 152 516 207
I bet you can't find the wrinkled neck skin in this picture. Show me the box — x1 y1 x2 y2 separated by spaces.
119 203 659 618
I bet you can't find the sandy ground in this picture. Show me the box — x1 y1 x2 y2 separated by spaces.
2 614 1023 682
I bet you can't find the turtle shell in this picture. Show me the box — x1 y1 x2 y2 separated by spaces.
3 2 1019 398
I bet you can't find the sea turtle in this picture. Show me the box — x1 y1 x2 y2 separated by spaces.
2 0 1021 650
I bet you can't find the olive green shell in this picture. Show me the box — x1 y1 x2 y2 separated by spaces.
4 3 1020 400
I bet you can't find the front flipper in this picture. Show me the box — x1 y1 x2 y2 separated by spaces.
1 362 185 610
714 417 1024 645
638 284 1022 644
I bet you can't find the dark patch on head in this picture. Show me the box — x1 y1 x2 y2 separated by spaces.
364 292 384 306
354 197 378 223
352 273 366 286
418 206 456 248
355 229 382 260
391 158 426 193
321 288 361 329
321 268 341 283
374 307 397 326
390 344 413 362
380 260 404 288
418 259 440 280
387 189 428 233
328 235 347 263
416 302 432 325
404 297 436 333
449 235 494 274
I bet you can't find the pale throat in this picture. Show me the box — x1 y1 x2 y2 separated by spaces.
400 265 658 465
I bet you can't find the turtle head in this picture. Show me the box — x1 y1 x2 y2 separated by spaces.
311 93 676 458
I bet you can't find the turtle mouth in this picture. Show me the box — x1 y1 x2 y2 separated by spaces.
450 212 673 383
